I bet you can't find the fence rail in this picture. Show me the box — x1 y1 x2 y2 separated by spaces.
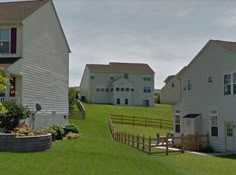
108 116 209 155
110 114 173 130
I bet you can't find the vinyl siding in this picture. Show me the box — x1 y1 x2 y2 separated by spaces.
160 76 180 104
81 70 155 106
7 1 69 128
174 41 236 152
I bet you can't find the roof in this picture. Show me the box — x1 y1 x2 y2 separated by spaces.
0 0 50 22
164 75 175 83
87 62 155 74
213 40 236 54
183 114 200 118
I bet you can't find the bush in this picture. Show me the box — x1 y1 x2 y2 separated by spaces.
0 101 31 131
63 123 79 135
14 124 33 136
65 132 80 140
33 128 48 136
199 144 215 153
47 125 65 140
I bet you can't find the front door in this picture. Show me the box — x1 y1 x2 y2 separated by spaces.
225 122 234 152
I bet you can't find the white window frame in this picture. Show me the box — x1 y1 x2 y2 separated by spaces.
175 110 181 133
0 28 11 54
210 109 218 137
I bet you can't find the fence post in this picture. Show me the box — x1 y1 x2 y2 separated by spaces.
137 134 139 150
132 134 134 147
142 135 145 152
166 133 169 155
181 134 184 153
149 136 151 155
128 133 130 145
156 133 160 146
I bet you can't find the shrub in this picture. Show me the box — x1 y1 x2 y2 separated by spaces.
0 101 31 131
65 132 80 140
199 144 215 153
63 123 79 135
33 128 48 136
14 124 33 136
47 125 65 140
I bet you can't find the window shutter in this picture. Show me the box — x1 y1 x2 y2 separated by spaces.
11 28 17 54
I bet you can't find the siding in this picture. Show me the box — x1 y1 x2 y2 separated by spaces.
7 1 70 128
174 41 236 152
160 76 180 104
81 70 155 106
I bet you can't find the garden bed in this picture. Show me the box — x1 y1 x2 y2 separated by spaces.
0 133 52 152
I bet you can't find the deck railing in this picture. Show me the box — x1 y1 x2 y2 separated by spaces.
0 97 20 104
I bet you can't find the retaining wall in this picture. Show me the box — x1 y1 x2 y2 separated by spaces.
0 133 52 152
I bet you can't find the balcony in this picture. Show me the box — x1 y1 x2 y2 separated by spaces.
0 96 20 104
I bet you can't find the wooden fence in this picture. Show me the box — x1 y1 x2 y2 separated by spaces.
108 116 209 155
110 114 173 130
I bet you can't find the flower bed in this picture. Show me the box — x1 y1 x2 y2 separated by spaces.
0 133 52 152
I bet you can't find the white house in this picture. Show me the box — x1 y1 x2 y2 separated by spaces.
174 40 236 152
0 0 70 128
80 62 155 106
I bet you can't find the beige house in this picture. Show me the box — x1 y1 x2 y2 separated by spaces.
160 75 180 104
0 0 70 128
80 62 155 106
174 40 236 152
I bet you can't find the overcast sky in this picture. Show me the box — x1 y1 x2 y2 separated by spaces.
1 0 236 88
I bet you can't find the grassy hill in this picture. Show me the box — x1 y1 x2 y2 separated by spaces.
0 104 235 175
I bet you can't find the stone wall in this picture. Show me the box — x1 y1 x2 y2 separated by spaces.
0 133 52 152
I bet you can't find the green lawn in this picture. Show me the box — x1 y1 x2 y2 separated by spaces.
0 103 236 175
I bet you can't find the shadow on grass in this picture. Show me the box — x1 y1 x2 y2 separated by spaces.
215 154 236 160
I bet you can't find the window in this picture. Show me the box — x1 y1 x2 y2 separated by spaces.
233 73 236 94
187 80 192 90
0 28 10 54
124 74 129 79
175 110 181 133
224 74 231 95
171 81 175 87
116 98 120 105
208 76 213 83
131 88 134 92
125 88 129 92
144 87 151 93
106 88 109 92
227 123 233 137
183 80 187 91
210 110 218 137
144 77 151 81
110 75 114 80
96 88 100 92
121 88 124 92
90 75 95 80
125 98 128 105
116 88 120 92
111 88 113 92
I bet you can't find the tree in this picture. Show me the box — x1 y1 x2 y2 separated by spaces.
69 87 79 112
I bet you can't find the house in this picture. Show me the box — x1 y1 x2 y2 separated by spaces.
173 40 236 152
0 0 70 128
80 62 155 106
160 75 180 104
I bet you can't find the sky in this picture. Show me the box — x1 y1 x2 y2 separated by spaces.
1 0 236 89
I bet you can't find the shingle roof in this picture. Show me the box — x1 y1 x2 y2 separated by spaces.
0 0 50 22
87 62 155 74
213 40 236 54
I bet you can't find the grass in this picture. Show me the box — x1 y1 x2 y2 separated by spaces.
0 103 236 175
